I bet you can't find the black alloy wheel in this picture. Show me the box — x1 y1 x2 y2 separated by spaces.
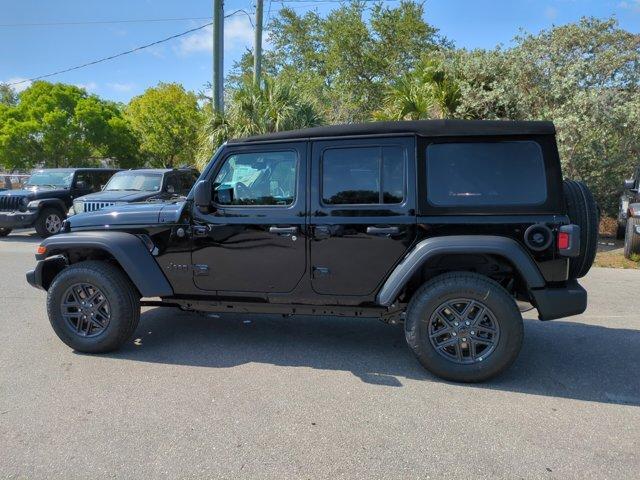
61 283 111 337
427 298 500 364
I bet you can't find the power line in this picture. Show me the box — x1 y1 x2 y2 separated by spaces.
0 16 212 28
5 10 250 88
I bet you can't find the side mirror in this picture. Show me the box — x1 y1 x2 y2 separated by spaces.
624 179 635 190
75 180 88 190
194 180 212 213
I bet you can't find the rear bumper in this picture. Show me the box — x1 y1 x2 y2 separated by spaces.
530 280 587 321
0 210 38 229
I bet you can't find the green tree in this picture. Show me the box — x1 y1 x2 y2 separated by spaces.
0 83 18 106
0 81 139 171
125 83 201 168
375 57 461 120
235 1 445 123
197 75 323 170
450 17 640 214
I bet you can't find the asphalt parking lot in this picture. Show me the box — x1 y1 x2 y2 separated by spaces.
1 230 639 479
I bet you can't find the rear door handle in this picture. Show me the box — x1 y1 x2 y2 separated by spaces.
366 226 400 235
269 226 298 235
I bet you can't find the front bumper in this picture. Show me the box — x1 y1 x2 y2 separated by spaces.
530 280 587 321
26 265 43 290
0 210 38 229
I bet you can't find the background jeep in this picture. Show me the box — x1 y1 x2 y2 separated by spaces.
69 168 200 215
26 120 598 383
0 168 118 238
617 165 639 239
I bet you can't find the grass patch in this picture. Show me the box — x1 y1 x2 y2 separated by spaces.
595 251 640 269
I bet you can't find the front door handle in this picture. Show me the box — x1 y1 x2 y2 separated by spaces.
269 226 298 235
366 226 400 235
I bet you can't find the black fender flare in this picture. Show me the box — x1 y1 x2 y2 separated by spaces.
376 235 546 306
29 198 68 215
37 231 173 297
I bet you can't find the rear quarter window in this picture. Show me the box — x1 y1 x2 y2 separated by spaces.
426 141 547 206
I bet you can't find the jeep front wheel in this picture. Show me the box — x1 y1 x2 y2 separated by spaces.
405 272 523 383
0 227 11 237
46 261 140 353
35 207 64 237
624 217 640 259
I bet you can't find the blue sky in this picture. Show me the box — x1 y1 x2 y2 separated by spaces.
1 0 639 103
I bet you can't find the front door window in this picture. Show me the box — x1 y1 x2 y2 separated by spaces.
213 151 297 206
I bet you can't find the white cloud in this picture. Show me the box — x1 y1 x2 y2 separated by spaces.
177 16 254 55
107 82 135 92
75 81 98 92
2 77 32 93
619 0 640 12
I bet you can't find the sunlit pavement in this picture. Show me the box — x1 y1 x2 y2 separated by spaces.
1 230 639 479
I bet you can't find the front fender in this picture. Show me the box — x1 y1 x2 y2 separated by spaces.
35 231 173 297
376 235 546 306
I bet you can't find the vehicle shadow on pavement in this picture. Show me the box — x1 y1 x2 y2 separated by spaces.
0 232 41 243
103 308 640 406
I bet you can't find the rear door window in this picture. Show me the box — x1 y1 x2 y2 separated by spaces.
321 146 405 205
426 141 546 206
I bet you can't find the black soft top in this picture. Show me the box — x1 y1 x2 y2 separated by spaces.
229 120 556 144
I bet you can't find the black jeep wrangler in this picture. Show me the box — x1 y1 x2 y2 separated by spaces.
0 168 119 238
26 121 598 382
69 168 200 215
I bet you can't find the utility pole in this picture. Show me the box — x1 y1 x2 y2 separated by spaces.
253 0 263 86
212 0 224 111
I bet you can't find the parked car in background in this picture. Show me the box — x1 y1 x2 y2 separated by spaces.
621 166 640 258
617 166 639 239
27 120 598 383
69 168 200 215
0 168 119 238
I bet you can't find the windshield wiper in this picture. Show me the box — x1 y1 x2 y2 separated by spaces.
25 183 61 188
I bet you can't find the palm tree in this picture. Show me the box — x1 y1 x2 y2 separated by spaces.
374 58 461 121
197 75 324 169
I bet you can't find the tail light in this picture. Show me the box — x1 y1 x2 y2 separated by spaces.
558 225 580 257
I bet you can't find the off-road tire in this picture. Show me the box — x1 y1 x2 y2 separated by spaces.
624 217 640 259
0 227 11 237
563 180 598 279
46 261 140 353
405 272 523 383
34 207 64 238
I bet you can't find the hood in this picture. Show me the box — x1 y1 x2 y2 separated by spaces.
68 201 187 229
76 190 158 202
0 186 65 199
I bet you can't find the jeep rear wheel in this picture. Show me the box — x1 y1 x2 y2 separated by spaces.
624 217 640 259
46 261 140 353
0 227 11 237
405 272 523 383
35 207 64 238
563 180 598 279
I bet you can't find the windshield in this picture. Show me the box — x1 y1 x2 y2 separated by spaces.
104 172 163 192
25 171 73 188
